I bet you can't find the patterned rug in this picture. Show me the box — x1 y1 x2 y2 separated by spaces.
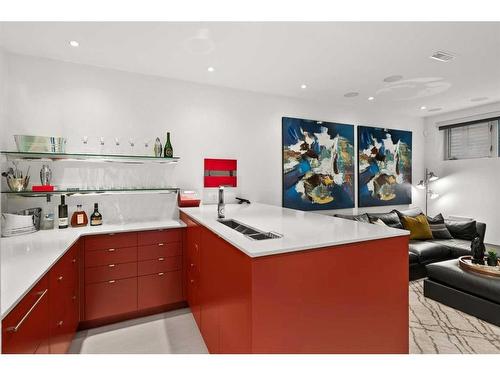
410 280 500 354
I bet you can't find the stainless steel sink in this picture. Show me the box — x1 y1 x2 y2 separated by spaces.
217 219 282 240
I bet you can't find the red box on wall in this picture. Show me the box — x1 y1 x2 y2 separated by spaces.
204 158 237 188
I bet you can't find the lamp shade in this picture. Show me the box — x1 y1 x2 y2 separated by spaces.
416 180 426 189
428 171 439 182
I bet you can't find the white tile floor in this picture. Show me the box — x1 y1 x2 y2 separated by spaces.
69 308 208 354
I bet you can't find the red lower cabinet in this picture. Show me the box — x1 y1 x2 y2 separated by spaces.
85 277 138 321
1 276 50 354
138 271 183 310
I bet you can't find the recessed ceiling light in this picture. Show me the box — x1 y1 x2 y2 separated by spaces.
383 75 403 83
207 66 215 72
429 51 455 62
300 84 307 89
368 96 375 101
428 108 442 112
420 106 427 110
470 97 488 102
69 40 79 47
344 92 359 98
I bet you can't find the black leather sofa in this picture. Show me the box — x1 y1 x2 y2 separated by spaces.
333 209 486 281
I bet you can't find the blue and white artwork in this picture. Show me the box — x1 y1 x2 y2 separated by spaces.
358 126 412 207
282 117 355 211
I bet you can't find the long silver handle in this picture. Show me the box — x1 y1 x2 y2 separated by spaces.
7 289 48 333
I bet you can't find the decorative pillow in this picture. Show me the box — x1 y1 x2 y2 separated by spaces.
427 213 453 239
394 207 423 220
400 214 434 240
335 213 370 223
445 220 478 241
367 211 403 229
372 218 387 226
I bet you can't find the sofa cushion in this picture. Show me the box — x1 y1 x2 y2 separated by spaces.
334 213 370 223
409 240 451 264
445 220 478 241
427 259 500 304
367 211 403 229
427 213 453 239
401 214 433 240
409 252 419 265
430 239 472 258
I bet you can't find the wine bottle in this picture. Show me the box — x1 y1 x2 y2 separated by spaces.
71 204 89 227
58 195 68 229
163 132 173 158
90 203 103 226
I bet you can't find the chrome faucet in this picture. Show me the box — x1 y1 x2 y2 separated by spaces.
217 186 225 219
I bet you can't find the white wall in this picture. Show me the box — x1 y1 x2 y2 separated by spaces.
424 101 500 245
1 52 426 220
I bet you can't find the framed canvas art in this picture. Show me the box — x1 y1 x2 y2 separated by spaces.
358 126 412 207
282 117 355 211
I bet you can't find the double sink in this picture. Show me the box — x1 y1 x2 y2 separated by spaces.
217 219 282 241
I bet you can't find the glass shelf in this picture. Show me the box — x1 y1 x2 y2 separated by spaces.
0 151 180 164
1 188 179 197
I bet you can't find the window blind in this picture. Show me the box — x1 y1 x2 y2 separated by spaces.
446 121 496 160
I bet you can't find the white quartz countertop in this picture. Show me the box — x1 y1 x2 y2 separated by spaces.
180 203 409 258
1 220 185 319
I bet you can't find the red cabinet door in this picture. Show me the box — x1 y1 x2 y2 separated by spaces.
85 277 138 321
138 256 182 276
138 242 181 261
137 271 182 310
85 246 137 267
85 262 137 284
85 232 137 251
138 229 182 246
49 241 80 354
2 276 50 354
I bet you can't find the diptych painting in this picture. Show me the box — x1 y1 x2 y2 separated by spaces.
358 126 412 207
282 117 355 211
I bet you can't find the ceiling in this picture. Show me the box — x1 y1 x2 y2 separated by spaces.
1 22 499 117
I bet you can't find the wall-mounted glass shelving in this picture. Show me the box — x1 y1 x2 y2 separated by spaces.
1 187 179 198
0 151 180 164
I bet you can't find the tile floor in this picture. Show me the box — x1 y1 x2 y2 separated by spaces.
68 308 208 354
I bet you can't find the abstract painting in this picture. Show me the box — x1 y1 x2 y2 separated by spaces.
282 117 355 211
358 126 412 207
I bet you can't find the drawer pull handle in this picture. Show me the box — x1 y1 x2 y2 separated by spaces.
57 276 63 281
194 244 198 250
57 320 64 327
108 233 115 236
158 272 165 276
72 258 77 263
190 279 194 284
72 295 77 300
158 257 165 261
6 289 48 333
108 264 116 268
108 280 116 284
108 248 116 252
158 243 165 246
190 263 194 268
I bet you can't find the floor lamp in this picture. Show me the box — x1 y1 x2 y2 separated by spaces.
416 168 439 215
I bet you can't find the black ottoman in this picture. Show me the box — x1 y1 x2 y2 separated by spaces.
424 259 500 326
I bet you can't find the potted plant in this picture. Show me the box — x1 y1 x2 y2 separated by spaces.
486 251 498 267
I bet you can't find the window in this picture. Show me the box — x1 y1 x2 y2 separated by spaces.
444 120 498 160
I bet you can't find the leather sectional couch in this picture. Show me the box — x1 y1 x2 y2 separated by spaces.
334 208 486 281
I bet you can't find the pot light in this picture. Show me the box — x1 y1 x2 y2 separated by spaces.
368 96 375 101
470 97 488 102
428 108 442 112
300 84 307 89
420 106 427 110
69 40 79 47
430 51 455 62
207 66 215 72
383 75 403 83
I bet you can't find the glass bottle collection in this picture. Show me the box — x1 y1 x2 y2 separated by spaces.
55 195 102 229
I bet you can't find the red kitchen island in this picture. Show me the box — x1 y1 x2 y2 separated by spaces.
180 203 409 354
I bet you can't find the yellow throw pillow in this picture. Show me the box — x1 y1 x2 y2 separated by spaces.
400 214 434 240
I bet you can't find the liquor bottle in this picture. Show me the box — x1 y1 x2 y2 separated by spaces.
71 204 89 227
58 195 69 229
90 203 103 226
163 132 173 158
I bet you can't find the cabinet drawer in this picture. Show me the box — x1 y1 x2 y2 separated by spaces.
138 256 181 276
85 262 137 284
138 229 182 246
138 242 181 261
85 232 137 251
2 276 50 354
138 271 183 310
85 277 138 321
85 246 137 268
50 244 79 293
